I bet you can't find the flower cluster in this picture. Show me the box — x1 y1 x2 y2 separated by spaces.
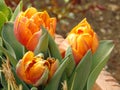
14 7 99 86
0 1 114 90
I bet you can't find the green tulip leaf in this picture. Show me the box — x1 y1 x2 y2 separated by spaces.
65 47 75 77
2 22 24 60
1 33 16 59
0 37 3 57
0 57 7 90
68 50 92 90
0 36 3 46
34 26 62 61
34 26 49 58
87 40 114 90
0 37 3 66
44 54 71 90
6 7 12 20
0 72 8 90
48 30 62 62
0 0 12 20
10 1 23 21
0 11 7 32
0 57 7 89
0 46 17 67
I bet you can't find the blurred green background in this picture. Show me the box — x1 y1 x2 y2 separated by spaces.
5 0 120 83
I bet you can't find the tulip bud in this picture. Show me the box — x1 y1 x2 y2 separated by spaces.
16 51 59 86
59 18 99 64
14 7 56 51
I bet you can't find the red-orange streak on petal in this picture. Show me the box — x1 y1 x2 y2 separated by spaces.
77 29 83 34
69 18 87 34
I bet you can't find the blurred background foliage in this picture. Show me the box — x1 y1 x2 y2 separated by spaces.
4 0 120 83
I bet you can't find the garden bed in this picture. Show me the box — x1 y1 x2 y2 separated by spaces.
93 69 120 90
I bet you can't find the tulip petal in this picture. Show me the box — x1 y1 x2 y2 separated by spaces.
77 35 89 54
31 12 45 28
70 18 93 36
58 39 70 58
70 18 87 33
78 19 93 35
14 13 22 43
41 11 50 24
26 61 46 84
16 60 25 80
81 34 93 49
26 31 42 51
49 18 56 36
34 68 49 86
14 15 32 45
28 20 39 34
16 60 32 84
72 49 83 64
24 7 37 18
22 51 34 65
67 34 77 49
92 33 99 53
48 59 59 79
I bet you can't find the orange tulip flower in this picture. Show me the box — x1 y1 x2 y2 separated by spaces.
14 7 56 51
59 18 99 64
16 51 59 86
